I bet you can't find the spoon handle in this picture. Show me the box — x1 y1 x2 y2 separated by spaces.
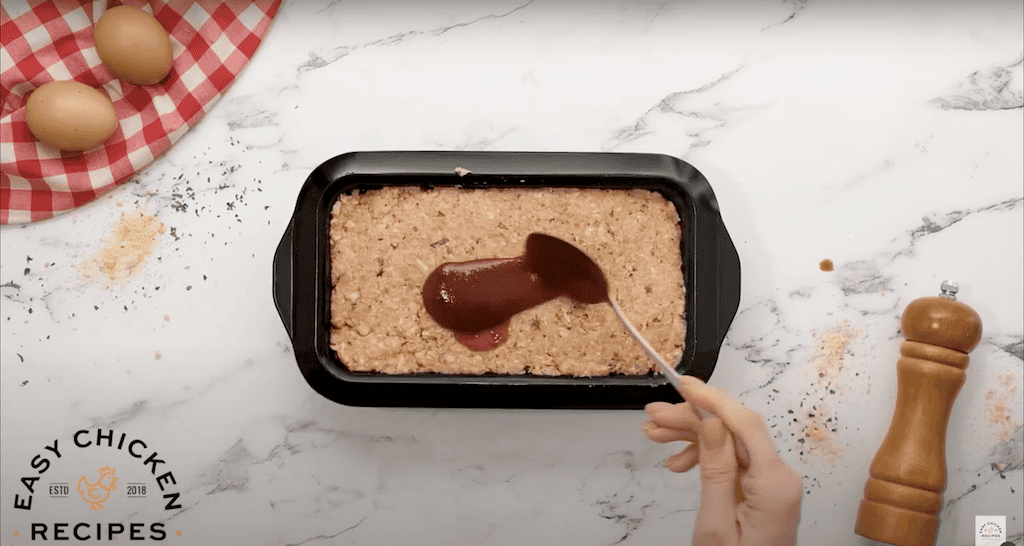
608 299 683 385
609 300 714 420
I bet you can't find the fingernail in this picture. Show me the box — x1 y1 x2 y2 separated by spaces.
678 377 715 420
701 418 727 451
663 453 681 469
645 402 672 416
677 376 698 390
640 421 657 434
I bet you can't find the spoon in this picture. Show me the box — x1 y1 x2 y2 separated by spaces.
525 233 712 419
525 235 690 388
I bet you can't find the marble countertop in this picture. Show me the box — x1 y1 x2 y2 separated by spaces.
2 1 1022 544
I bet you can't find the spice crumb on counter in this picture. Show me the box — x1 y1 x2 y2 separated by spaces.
814 321 865 382
986 372 1021 443
798 321 866 463
75 207 166 287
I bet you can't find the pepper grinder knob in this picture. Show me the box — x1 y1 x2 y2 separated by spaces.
854 281 983 546
939 280 958 300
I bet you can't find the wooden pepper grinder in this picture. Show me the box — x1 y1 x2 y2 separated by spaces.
855 281 983 546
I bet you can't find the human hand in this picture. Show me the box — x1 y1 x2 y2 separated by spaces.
640 376 803 546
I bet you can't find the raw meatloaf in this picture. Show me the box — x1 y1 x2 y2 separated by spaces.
329 186 685 375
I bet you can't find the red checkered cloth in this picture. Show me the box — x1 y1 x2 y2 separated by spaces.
0 0 281 224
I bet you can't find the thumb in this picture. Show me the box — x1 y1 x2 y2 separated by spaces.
694 418 739 546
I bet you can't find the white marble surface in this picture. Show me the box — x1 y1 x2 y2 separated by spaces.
2 1 1022 544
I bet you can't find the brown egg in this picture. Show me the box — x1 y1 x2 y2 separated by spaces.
25 81 118 152
94 5 173 86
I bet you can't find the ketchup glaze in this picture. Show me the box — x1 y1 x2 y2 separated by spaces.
422 233 611 351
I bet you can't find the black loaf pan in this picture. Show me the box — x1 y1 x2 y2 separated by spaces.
273 151 741 409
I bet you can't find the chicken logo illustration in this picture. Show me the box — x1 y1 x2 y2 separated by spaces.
980 522 1002 535
77 467 117 510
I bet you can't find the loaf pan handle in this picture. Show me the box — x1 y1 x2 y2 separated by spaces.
272 220 294 338
714 215 741 348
